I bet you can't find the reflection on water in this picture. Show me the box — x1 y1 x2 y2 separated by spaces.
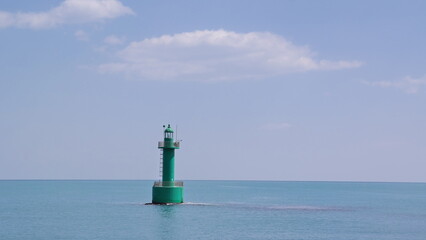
156 205 176 218
154 205 177 240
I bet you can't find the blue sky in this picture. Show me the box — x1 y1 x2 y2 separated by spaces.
1 0 425 182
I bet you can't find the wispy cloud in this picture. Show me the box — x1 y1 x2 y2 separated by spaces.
260 122 292 131
364 75 426 94
98 30 362 81
0 0 133 29
104 35 126 45
75 30 89 41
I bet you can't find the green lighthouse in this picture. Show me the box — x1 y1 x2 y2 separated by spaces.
152 124 183 204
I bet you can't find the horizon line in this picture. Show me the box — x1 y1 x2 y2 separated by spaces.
0 179 424 184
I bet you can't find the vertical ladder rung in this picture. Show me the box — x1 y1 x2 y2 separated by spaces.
159 150 163 179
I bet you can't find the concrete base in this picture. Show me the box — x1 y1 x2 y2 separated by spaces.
152 186 183 204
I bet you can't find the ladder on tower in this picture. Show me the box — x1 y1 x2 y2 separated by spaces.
159 152 163 179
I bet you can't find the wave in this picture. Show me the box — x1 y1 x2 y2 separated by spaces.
181 202 346 212
113 201 347 212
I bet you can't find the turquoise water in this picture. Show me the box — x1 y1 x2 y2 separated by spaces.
1 180 425 240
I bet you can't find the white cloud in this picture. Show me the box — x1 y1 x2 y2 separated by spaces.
75 30 89 41
98 30 362 81
260 122 292 131
0 0 133 29
365 75 426 94
104 35 126 45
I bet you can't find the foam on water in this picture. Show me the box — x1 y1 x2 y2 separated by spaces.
177 202 345 211
115 201 342 212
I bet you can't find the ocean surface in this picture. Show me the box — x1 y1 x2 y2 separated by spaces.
1 180 425 240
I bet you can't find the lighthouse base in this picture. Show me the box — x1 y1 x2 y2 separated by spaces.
152 185 183 204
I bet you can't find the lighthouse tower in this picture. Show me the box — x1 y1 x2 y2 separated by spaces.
152 124 183 204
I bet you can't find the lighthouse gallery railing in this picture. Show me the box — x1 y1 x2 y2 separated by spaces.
153 181 184 187
158 141 180 148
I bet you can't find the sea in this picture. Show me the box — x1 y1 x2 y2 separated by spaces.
1 180 425 240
